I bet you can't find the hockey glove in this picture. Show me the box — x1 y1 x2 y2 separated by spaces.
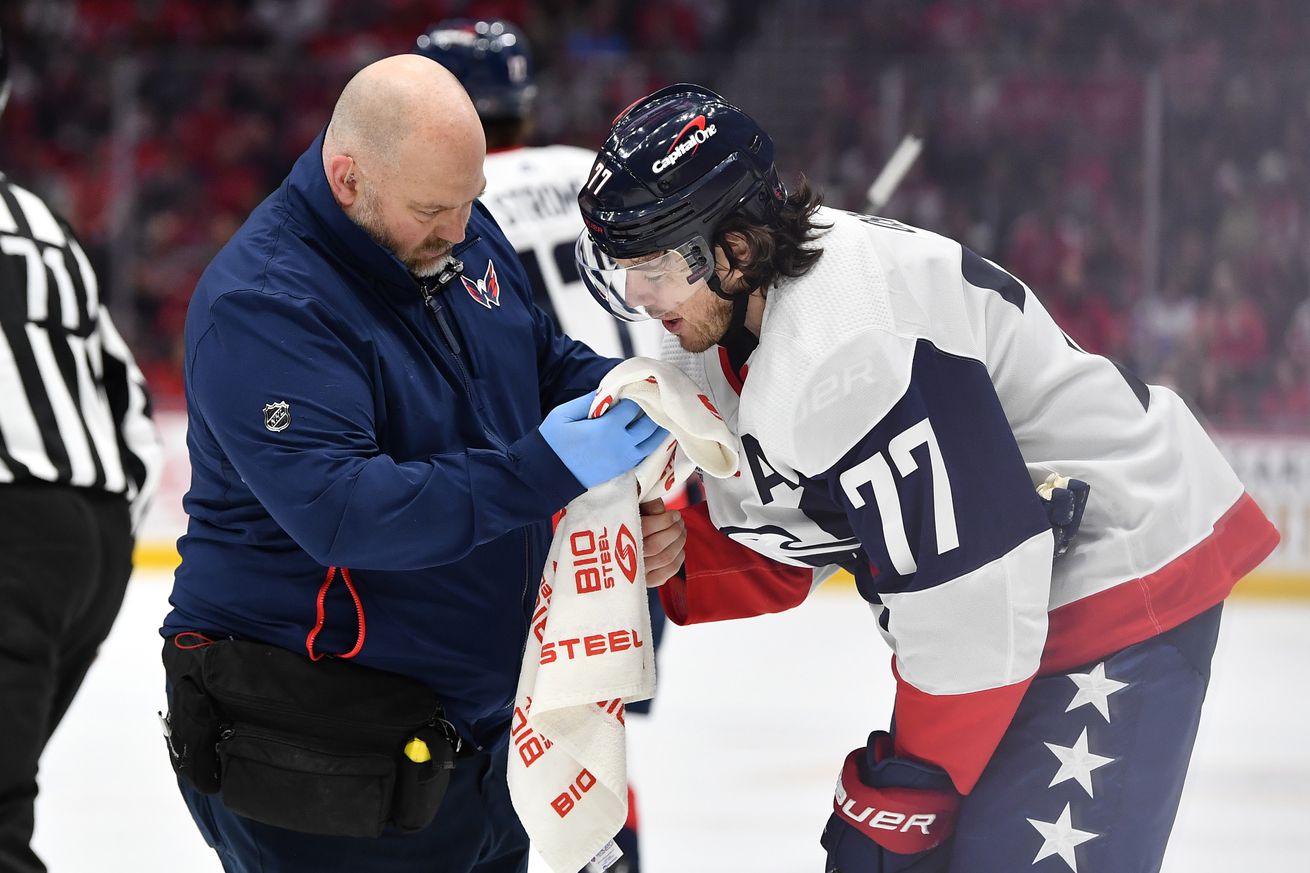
820 731 959 873
540 392 669 490
1037 474 1090 558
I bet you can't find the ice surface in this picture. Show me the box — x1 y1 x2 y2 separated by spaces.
31 575 1310 872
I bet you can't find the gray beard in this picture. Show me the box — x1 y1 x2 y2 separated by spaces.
350 186 450 277
410 254 452 278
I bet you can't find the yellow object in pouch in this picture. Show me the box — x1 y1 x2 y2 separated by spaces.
404 737 431 763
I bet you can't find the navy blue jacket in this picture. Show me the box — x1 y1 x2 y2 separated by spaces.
164 133 614 745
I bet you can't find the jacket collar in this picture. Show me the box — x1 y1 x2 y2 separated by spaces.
286 130 418 295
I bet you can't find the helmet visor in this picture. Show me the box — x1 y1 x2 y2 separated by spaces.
576 233 714 322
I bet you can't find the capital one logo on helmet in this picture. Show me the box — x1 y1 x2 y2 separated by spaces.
651 115 718 175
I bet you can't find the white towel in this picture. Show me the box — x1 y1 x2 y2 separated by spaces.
508 358 738 873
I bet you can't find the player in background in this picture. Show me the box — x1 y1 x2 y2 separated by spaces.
415 19 662 362
415 21 667 873
575 84 1280 873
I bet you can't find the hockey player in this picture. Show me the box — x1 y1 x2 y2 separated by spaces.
415 22 672 872
574 84 1280 873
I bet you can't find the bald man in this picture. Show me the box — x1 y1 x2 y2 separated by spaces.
161 55 667 873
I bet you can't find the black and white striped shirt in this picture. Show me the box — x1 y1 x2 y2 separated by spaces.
0 172 161 526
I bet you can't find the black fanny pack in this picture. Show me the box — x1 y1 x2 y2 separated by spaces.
161 633 459 838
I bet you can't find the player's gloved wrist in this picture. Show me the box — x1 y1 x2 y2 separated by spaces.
539 392 669 490
825 731 960 864
1036 474 1090 558
821 815 953 873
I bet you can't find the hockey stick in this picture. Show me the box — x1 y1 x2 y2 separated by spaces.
865 132 924 213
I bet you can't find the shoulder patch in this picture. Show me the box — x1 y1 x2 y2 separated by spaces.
263 400 291 432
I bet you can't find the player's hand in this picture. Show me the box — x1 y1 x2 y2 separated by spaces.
821 732 959 872
822 827 952 873
539 393 669 489
1037 474 1090 558
639 498 685 588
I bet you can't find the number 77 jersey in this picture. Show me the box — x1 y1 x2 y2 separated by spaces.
661 207 1278 793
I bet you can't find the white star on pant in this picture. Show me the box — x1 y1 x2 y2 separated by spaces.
1064 662 1128 722
1045 727 1115 797
1028 802 1099 872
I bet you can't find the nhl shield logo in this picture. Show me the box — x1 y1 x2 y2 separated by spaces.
263 400 291 432
461 260 501 309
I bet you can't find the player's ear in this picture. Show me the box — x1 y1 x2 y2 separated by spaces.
722 231 751 263
713 231 755 294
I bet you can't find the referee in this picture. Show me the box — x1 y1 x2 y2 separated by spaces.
0 29 161 873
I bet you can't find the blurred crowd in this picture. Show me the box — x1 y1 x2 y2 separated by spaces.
0 0 752 403
800 0 1309 433
0 0 1305 433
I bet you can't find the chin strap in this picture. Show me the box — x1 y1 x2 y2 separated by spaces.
716 276 759 377
707 271 735 301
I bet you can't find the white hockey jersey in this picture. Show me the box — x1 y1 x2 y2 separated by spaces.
660 208 1278 793
482 145 664 359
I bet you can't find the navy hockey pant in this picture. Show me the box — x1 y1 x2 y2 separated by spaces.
177 735 528 873
0 483 134 873
944 603 1224 873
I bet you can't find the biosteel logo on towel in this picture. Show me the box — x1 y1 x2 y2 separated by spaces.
570 526 637 593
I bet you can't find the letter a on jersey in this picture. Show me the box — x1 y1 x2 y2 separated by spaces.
462 260 501 309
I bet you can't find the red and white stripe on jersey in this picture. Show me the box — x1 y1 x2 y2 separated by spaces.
1040 491 1278 674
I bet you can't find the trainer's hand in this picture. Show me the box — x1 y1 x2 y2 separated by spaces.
639 498 686 588
540 393 669 490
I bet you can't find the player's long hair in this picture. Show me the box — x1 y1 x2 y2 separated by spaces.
712 176 829 296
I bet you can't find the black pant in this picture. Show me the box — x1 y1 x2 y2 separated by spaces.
0 482 133 873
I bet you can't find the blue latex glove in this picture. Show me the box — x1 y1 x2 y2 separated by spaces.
539 392 669 489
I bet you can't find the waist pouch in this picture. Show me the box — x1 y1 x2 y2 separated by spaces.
161 634 458 838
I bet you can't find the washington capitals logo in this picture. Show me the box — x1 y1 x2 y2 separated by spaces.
461 260 501 309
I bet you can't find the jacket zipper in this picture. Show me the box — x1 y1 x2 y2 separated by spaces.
425 290 462 356
420 276 474 399
414 244 536 656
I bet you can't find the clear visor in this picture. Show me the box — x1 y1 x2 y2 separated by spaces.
575 233 714 322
